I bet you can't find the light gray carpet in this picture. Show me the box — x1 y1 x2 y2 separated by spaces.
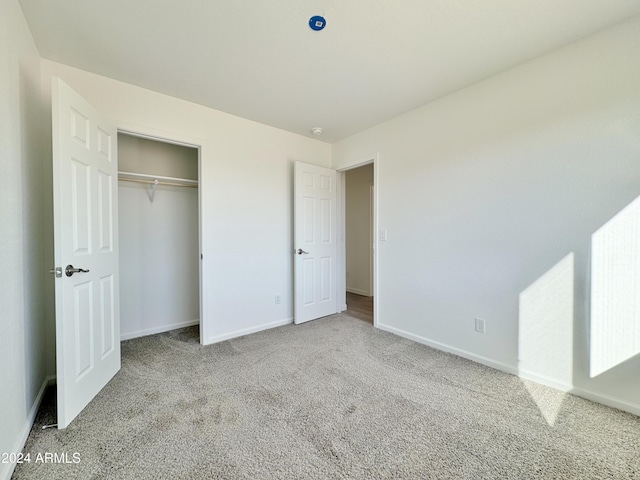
14 314 640 479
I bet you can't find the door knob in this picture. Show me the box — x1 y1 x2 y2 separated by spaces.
65 265 90 277
296 249 309 255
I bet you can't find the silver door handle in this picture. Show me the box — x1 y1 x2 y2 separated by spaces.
296 249 309 255
65 265 90 277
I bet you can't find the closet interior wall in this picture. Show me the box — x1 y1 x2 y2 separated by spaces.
117 133 199 340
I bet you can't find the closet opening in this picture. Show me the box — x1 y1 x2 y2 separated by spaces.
117 131 201 343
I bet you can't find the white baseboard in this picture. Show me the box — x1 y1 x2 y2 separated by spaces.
120 319 200 341
519 369 640 415
346 287 371 297
1 375 55 480
570 387 640 416
204 318 293 345
377 323 517 375
377 322 640 417
516 369 573 392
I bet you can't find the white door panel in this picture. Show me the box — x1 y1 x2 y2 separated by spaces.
294 162 337 323
52 77 120 429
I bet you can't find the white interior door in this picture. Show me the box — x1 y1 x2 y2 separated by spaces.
294 161 337 324
52 77 120 429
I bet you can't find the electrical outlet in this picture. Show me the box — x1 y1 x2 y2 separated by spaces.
275 295 281 305
475 318 486 334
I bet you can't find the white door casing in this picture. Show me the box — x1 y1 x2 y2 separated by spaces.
52 77 121 429
370 184 375 297
294 161 337 324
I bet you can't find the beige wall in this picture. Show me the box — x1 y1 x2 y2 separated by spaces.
39 59 332 347
0 0 49 477
333 16 640 415
118 133 198 180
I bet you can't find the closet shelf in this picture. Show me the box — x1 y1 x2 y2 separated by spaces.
118 171 198 188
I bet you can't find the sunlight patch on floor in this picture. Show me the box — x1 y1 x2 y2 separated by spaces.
521 379 570 427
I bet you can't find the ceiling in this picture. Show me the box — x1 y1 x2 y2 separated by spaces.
18 1 640 143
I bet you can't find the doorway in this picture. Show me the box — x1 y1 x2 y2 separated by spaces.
343 163 375 324
117 132 202 342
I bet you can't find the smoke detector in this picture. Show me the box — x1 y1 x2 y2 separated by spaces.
311 127 323 136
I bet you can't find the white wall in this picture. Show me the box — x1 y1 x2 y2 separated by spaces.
0 1 49 478
345 164 373 296
333 16 640 414
118 133 198 179
118 135 199 339
39 59 332 347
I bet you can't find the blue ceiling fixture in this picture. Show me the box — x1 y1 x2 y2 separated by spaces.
309 15 326 31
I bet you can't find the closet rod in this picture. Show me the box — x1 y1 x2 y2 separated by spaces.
118 177 198 188
118 170 198 187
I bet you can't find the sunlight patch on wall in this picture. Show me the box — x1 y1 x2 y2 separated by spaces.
519 253 574 426
591 196 640 377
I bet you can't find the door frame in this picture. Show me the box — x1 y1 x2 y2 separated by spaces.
370 184 375 297
116 124 207 344
336 154 379 327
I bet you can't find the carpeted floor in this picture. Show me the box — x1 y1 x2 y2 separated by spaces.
13 314 640 479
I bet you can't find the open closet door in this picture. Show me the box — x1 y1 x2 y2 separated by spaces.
293 161 337 324
52 77 121 429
